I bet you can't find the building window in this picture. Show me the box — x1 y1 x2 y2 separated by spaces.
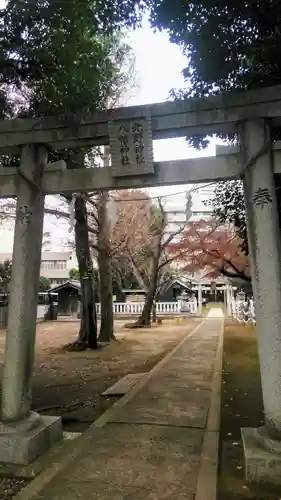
41 260 67 270
50 278 67 286
54 261 66 270
41 261 53 270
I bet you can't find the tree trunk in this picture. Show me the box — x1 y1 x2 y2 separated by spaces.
97 192 115 342
71 195 98 350
64 152 98 351
152 301 157 323
47 292 55 320
135 268 158 327
135 278 157 327
134 230 163 328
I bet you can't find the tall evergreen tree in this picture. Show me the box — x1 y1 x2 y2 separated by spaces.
0 0 139 349
150 0 281 97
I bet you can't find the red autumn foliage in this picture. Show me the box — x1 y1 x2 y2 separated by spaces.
111 190 153 262
168 219 250 282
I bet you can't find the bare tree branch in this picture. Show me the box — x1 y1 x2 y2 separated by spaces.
44 207 70 219
161 225 185 249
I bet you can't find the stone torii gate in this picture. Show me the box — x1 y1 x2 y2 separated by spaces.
1 85 281 484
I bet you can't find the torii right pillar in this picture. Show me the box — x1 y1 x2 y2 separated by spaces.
241 119 281 485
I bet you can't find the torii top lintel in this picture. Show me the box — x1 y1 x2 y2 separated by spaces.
1 84 281 153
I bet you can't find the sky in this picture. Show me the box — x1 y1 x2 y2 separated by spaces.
127 19 217 199
0 12 218 252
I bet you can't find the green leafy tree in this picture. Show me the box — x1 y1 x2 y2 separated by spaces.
150 0 281 97
39 276 51 292
149 0 281 261
208 180 281 259
69 269 80 281
69 267 99 286
0 260 12 292
207 181 248 255
0 0 138 349
0 0 145 117
0 263 51 293
149 0 281 149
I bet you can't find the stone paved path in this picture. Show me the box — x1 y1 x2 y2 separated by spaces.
16 318 223 500
207 307 225 318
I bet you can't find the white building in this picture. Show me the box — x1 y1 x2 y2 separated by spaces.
164 184 214 237
0 214 78 287
0 250 78 288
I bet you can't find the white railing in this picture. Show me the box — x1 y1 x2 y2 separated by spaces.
178 299 198 315
231 298 256 325
156 302 179 314
95 300 198 316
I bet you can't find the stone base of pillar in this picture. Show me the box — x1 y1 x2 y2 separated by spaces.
0 412 62 465
241 426 281 485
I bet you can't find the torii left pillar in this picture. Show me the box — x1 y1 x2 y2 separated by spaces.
0 145 62 465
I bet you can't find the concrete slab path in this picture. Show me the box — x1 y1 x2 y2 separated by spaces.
15 318 223 500
207 307 225 318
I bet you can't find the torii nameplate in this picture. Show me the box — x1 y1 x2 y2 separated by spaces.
108 116 154 177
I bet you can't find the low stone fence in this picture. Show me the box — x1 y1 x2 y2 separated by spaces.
95 300 198 316
0 300 199 328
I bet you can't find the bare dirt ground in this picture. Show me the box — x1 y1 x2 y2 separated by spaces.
219 322 281 500
0 318 197 433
